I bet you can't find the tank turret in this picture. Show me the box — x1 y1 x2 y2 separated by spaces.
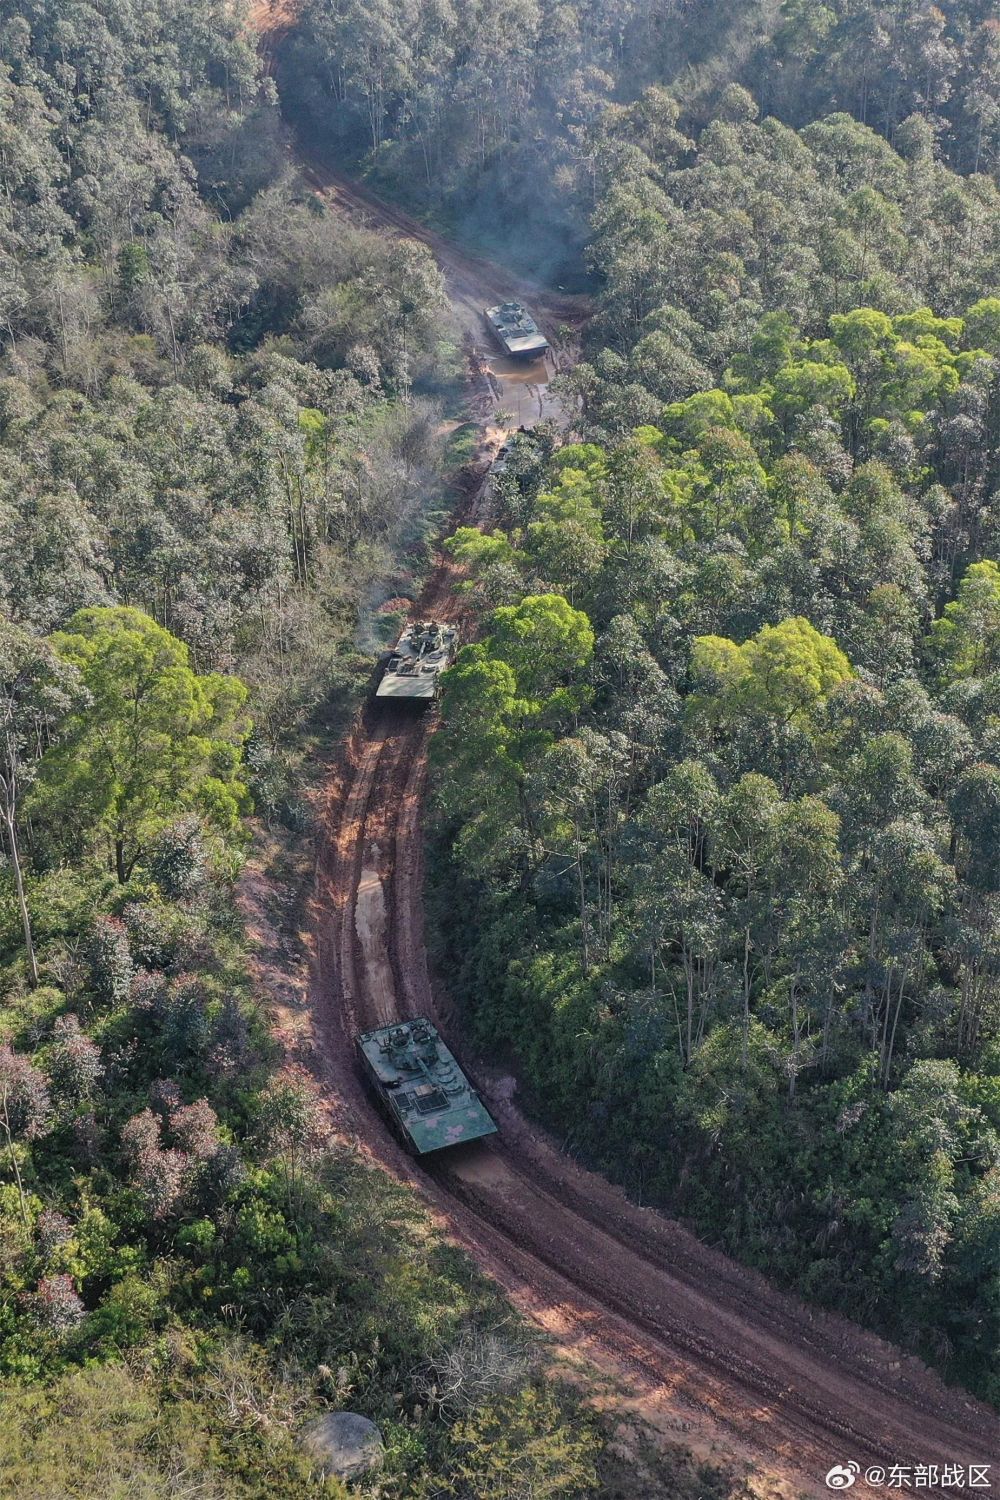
356 1018 497 1153
375 620 457 702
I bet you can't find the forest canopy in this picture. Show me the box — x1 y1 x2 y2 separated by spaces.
0 4 613 1495
2 0 1000 1485
282 0 1000 286
430 293 1000 1406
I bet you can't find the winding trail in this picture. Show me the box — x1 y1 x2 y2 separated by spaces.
308 551 998 1499
247 4 1000 1492
295 154 578 428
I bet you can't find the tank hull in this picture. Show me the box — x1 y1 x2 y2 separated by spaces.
485 302 549 359
375 672 438 701
375 620 457 702
356 1019 497 1154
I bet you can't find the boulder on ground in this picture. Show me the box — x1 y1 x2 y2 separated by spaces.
301 1410 385 1479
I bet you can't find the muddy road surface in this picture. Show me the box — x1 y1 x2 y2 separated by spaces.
249 4 999 1491
250 2 578 428
297 154 578 429
308 552 998 1497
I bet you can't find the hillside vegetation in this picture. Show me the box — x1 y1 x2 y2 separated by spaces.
0 3 619 1494
3 0 1000 1487
431 297 1000 1403
307 0 1000 1410
283 0 1000 279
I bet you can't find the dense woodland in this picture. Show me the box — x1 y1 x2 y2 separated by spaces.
284 0 1000 279
361 0 1000 1412
3 0 1000 1490
431 315 1000 1401
0 3 622 1495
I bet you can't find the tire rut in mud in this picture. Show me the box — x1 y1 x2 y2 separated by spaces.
310 679 998 1499
251 64 1000 1488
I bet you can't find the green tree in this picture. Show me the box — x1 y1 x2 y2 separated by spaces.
38 608 249 882
963 297 1000 356
929 560 1000 680
488 594 595 706
692 617 853 728
433 650 527 867
889 1060 982 1283
770 359 855 426
0 619 78 987
445 528 517 574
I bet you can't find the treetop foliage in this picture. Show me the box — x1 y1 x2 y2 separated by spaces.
430 289 1000 1402
0 3 615 1494
3 0 1000 1478
39 606 250 882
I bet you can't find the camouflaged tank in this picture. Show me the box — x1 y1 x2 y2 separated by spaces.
485 301 549 359
356 1018 497 1154
376 620 457 702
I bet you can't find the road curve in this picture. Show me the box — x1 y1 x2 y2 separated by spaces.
248 5 1000 1490
307 560 998 1496
294 152 577 429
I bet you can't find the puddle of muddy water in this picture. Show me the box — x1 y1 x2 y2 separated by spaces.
485 350 563 427
489 353 551 385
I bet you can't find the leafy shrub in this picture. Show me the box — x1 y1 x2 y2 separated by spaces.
148 818 208 900
86 918 133 1010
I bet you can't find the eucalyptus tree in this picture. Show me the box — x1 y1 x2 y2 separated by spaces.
0 619 79 986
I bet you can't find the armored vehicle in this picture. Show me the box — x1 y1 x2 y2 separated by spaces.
356 1018 498 1154
485 301 549 359
376 620 457 702
490 439 513 475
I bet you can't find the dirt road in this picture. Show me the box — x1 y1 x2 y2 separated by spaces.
309 624 998 1500
296 154 578 429
247 5 999 1492
304 493 997 1499
251 0 578 427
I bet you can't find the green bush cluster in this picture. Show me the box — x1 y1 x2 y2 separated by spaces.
430 310 1000 1406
